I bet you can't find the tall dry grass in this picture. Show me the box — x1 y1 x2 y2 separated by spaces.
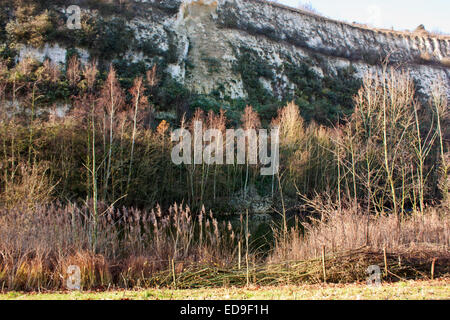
270 200 449 263
0 202 238 291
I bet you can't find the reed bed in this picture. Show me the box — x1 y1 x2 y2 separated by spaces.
0 201 448 291
0 202 238 291
270 201 449 262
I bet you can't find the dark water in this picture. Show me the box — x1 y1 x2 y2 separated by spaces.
217 212 302 254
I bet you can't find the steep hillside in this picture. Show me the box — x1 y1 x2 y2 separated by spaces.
1 0 449 121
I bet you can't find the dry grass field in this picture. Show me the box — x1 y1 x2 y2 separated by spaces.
1 278 449 300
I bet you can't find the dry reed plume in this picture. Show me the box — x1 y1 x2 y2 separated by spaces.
0 202 237 291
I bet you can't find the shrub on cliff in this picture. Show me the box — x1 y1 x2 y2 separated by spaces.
5 4 53 48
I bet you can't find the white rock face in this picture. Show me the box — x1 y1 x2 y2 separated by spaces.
212 0 449 96
14 0 449 99
18 43 89 65
167 63 185 81
154 0 447 98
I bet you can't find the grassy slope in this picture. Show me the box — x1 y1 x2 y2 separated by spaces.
1 279 449 300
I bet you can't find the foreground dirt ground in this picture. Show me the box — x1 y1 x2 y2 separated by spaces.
1 278 449 300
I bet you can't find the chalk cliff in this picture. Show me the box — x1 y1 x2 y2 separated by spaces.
15 0 450 99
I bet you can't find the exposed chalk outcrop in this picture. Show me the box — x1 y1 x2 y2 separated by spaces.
15 0 450 99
